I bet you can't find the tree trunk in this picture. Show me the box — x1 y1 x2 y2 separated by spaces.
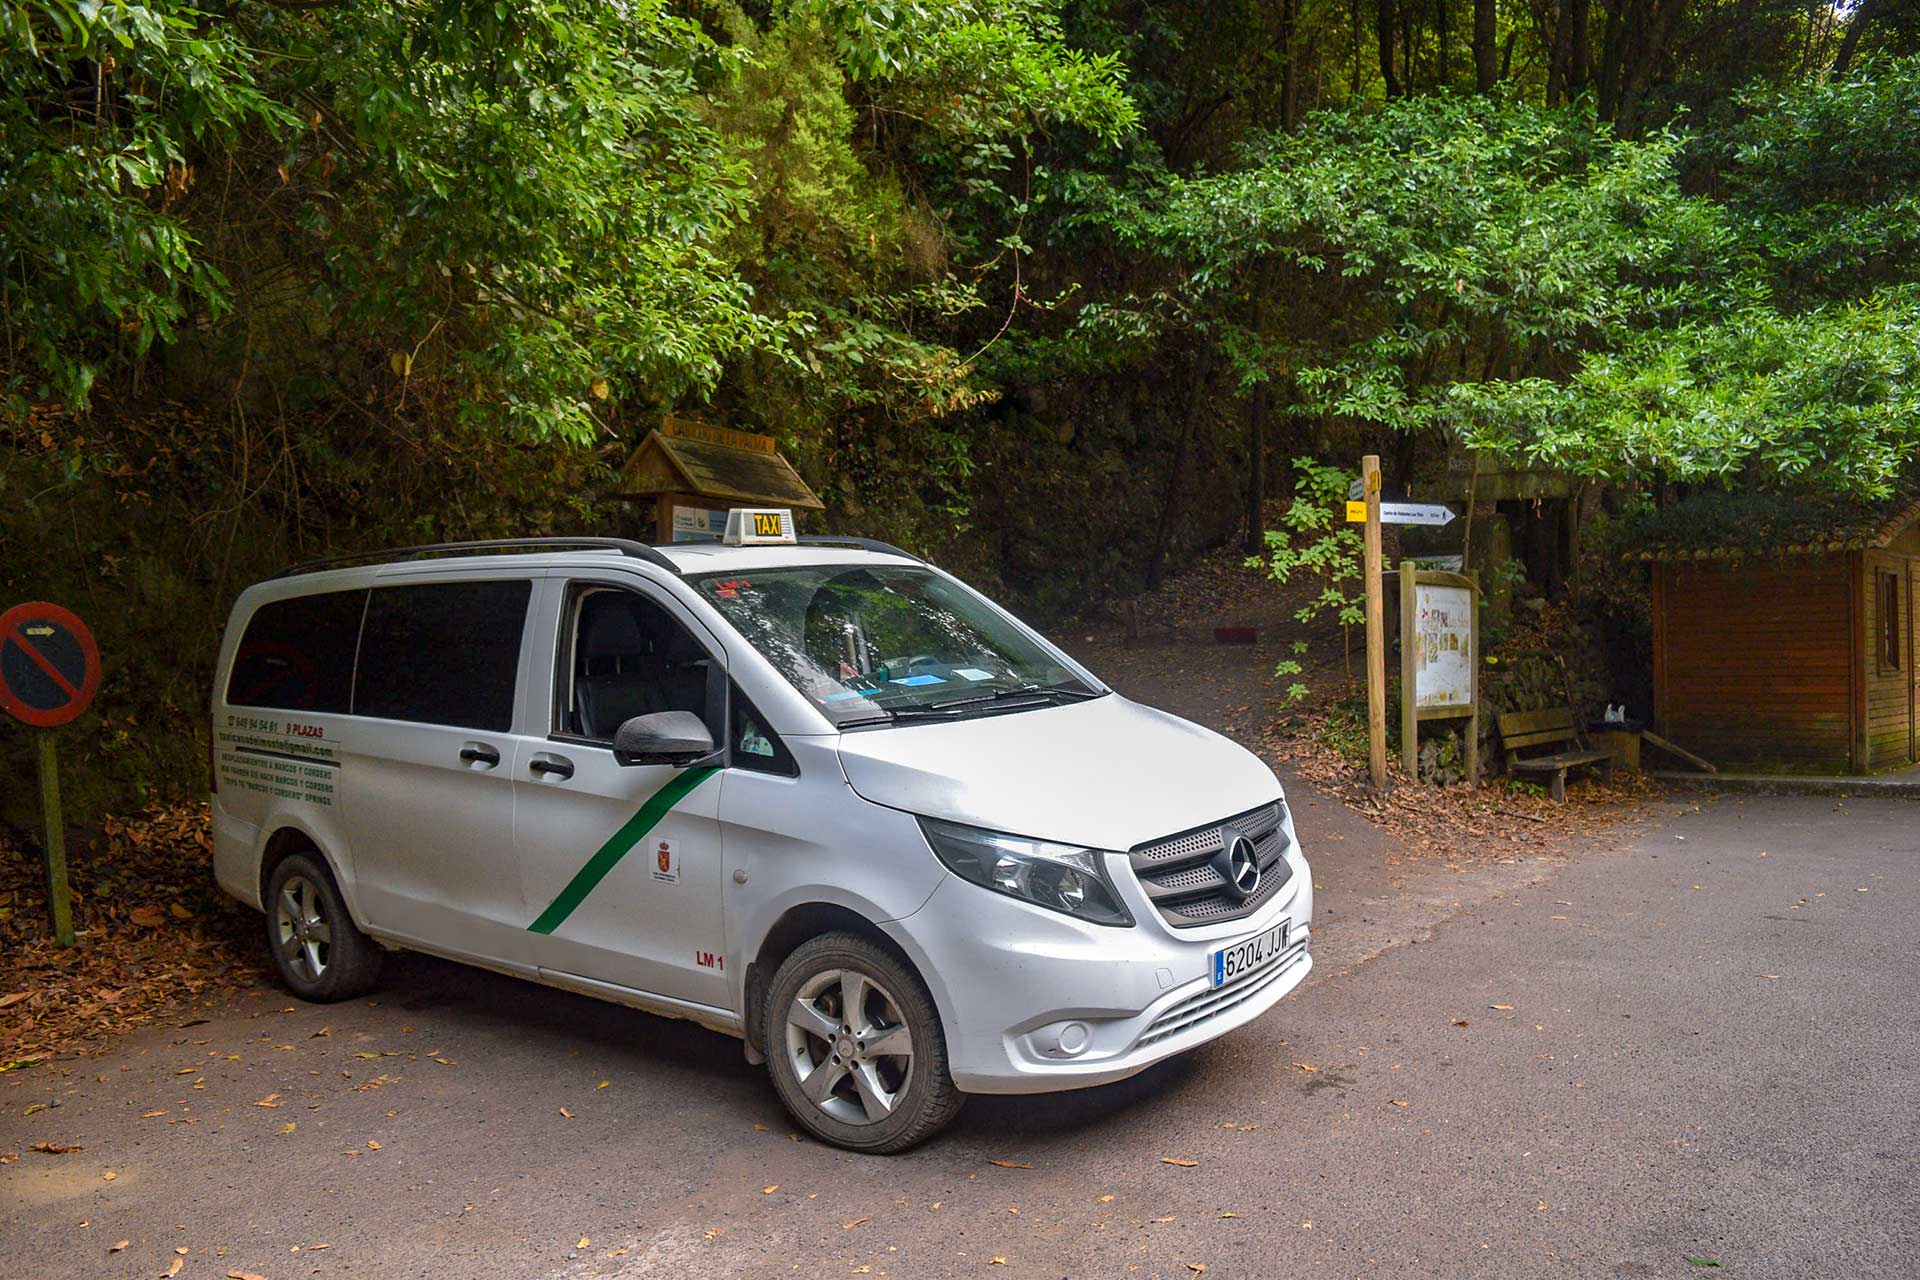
1567 0 1591 97
1146 369 1207 589
1378 0 1402 97
1474 0 1499 91
1280 0 1300 131
1244 380 1269 556
1834 0 1881 74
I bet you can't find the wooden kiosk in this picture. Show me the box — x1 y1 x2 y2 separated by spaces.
614 416 824 543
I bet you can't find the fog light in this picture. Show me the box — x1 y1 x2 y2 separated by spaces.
1034 1020 1094 1058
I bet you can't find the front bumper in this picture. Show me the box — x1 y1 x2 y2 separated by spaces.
889 831 1313 1095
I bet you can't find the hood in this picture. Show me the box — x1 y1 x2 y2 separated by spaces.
834 694 1282 851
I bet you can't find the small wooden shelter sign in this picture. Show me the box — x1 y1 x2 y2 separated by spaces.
1399 562 1480 782
615 416 825 542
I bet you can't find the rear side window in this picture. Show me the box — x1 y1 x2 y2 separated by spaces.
226 590 366 714
355 580 531 730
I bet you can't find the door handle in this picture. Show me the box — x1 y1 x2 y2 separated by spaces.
459 742 501 768
529 753 575 780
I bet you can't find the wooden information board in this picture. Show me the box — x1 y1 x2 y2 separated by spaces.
1399 563 1480 784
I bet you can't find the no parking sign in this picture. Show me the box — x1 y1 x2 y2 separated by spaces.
0 601 100 727
2 601 98 946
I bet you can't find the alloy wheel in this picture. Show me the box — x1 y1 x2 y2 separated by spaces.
783 968 914 1125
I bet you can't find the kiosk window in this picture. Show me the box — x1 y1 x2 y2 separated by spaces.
226 589 366 714
1881 571 1902 673
355 580 530 730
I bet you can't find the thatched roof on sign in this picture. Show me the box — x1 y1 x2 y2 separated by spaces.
1625 488 1920 561
615 418 824 510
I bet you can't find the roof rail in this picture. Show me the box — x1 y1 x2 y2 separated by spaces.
276 537 681 579
796 535 922 562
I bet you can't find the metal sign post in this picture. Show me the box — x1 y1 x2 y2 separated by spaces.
1399 562 1480 785
0 601 101 947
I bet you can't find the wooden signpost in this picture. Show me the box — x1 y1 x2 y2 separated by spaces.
0 601 100 947
1360 456 1387 792
1399 562 1481 784
1349 460 1478 790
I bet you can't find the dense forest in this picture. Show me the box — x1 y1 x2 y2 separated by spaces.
3 0 1919 813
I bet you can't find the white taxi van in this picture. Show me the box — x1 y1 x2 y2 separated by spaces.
210 512 1312 1152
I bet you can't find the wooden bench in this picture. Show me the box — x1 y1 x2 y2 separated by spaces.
1497 708 1615 801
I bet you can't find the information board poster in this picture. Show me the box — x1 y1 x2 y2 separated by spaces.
1413 583 1474 707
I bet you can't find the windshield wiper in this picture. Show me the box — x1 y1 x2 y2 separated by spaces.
880 682 1104 723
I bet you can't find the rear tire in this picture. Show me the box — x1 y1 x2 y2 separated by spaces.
263 851 383 1002
764 932 963 1154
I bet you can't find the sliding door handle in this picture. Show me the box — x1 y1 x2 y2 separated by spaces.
459 743 501 768
529 753 575 780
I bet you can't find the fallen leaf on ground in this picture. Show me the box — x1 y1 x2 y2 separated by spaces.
559 1108 574 1119
1150 1215 1177 1224
31 1141 81 1154
987 1159 1032 1169
1453 1020 1469 1027
164 1258 183 1277
142 1110 167 1118
112 1240 130 1253
254 1093 282 1108
1186 1266 1207 1274
227 1271 270 1280
988 1259 1006 1267
1685 1259 1723 1269
1389 1099 1409 1107
1288 1062 1315 1073
0 993 27 1009
1490 1004 1514 1011
577 1237 590 1250
129 906 167 928
1161 1157 1199 1167
1219 1211 1238 1218
851 1268 871 1275
365 1140 381 1150
596 1080 609 1090
102 1169 117 1181
704 1229 723 1240
761 1185 778 1195
842 1218 869 1230
1097 1195 1115 1204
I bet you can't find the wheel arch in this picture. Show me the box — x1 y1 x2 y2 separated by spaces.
257 826 357 925
743 902 921 1060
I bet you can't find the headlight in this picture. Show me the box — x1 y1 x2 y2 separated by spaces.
917 816 1133 927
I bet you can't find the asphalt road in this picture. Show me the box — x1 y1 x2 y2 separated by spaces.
4 787 1916 1279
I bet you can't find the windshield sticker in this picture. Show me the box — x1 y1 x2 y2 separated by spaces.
952 667 994 681
822 690 871 702
890 674 946 687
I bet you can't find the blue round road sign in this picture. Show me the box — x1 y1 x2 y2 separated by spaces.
0 601 100 728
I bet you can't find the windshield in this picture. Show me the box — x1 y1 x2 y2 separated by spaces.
689 564 1101 725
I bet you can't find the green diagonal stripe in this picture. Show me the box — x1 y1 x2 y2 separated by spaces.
527 765 720 935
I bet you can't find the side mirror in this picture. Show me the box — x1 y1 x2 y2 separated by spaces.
612 710 718 768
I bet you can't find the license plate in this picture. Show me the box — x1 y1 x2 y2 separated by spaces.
1211 921 1288 988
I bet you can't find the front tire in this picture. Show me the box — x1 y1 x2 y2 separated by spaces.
263 851 383 1002
764 932 963 1154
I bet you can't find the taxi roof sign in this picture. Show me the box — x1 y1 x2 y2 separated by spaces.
724 508 796 546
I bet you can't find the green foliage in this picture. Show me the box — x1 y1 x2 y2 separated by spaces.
1248 457 1363 697
0 1 290 412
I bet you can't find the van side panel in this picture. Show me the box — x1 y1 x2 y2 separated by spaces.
210 575 373 918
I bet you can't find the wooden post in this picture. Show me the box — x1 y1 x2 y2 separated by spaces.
37 731 73 947
1400 559 1418 780
1363 455 1387 791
